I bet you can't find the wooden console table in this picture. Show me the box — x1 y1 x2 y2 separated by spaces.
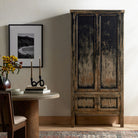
12 92 60 138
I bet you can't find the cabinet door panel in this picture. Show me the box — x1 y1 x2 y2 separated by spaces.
99 15 120 90
99 95 120 111
75 14 97 91
75 95 96 112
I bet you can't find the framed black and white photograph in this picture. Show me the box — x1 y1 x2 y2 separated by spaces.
9 24 43 67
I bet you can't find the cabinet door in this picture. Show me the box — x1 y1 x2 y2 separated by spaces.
98 14 121 91
75 95 97 112
98 95 120 112
73 14 97 92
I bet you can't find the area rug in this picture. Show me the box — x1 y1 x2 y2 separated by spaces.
0 132 7 138
39 131 138 138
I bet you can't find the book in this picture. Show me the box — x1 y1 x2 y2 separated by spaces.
25 88 48 91
24 89 51 94
25 85 48 91
26 85 47 89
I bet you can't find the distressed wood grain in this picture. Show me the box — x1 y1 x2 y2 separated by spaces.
101 98 118 108
100 15 118 89
78 15 95 88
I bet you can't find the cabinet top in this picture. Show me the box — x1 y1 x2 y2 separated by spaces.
70 10 125 14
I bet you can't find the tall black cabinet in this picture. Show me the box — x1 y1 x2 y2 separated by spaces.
71 10 124 127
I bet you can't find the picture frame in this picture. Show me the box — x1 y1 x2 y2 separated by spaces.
8 24 43 68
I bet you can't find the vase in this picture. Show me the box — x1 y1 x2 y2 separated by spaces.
0 76 11 90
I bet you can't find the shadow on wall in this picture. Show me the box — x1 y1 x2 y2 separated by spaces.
0 13 71 116
32 14 71 116
0 25 9 60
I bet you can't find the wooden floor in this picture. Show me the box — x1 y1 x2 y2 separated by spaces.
39 124 138 131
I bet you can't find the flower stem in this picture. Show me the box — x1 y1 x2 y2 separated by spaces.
6 72 8 80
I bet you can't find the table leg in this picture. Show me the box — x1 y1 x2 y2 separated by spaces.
13 100 39 138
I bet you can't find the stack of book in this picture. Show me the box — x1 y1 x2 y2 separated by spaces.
24 85 51 94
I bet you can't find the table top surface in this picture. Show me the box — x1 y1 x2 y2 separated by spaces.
12 92 60 101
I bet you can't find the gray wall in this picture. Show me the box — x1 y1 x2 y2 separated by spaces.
0 0 138 116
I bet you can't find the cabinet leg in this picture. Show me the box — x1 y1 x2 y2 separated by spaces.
120 120 124 127
120 114 124 127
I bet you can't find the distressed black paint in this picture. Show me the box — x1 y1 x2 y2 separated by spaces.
100 15 118 89
77 97 95 109
100 97 118 109
78 15 95 88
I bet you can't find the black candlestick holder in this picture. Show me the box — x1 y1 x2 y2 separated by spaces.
31 75 45 87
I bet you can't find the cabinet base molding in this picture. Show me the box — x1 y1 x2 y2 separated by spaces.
75 115 119 125
39 116 138 126
39 116 72 126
